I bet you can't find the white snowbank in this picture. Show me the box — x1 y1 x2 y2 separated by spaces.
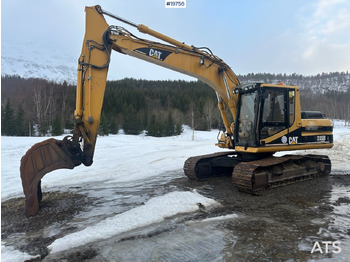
1 244 39 262
48 190 218 253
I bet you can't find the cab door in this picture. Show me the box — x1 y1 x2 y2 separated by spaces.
235 90 259 148
259 87 290 143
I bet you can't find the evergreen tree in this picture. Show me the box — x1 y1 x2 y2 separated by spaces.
109 119 119 134
15 105 26 136
146 114 158 136
99 113 110 136
175 124 183 135
164 112 175 136
123 105 142 135
38 120 49 136
1 102 6 134
52 115 63 136
1 98 16 136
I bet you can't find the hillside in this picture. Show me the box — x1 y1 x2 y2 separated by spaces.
238 72 350 93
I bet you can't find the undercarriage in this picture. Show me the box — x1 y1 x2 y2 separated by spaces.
184 152 331 194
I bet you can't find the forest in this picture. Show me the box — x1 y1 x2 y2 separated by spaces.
1 72 350 137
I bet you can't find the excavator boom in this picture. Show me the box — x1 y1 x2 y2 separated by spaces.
20 6 333 216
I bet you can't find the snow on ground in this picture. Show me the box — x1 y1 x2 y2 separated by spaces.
1 244 40 262
1 126 222 200
48 190 219 253
185 214 239 225
1 122 350 260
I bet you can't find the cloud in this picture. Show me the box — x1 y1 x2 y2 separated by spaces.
313 0 345 19
306 0 350 39
298 0 350 73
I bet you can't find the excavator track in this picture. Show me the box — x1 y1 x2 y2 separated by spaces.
184 152 240 180
184 152 331 195
232 154 331 194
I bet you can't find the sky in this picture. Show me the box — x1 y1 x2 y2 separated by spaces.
1 0 350 81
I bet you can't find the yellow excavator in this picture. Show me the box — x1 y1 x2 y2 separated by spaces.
20 6 333 216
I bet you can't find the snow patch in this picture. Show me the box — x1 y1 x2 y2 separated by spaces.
201 214 238 222
1 244 39 262
185 214 238 225
48 191 218 253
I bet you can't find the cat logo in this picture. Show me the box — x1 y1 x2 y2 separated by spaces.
149 48 162 60
134 47 172 61
281 136 299 144
289 136 298 144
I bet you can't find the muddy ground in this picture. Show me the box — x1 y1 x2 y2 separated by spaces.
2 174 350 261
1 192 96 261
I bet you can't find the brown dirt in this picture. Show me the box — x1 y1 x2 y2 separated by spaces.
1 191 95 261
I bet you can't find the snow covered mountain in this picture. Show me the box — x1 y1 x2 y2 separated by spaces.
1 41 77 84
238 72 350 93
2 41 350 93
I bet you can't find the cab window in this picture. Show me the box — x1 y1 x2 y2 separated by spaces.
260 89 286 139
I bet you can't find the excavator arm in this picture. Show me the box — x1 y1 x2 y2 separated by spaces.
20 5 240 216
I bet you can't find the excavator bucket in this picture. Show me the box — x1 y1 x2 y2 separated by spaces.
20 136 82 216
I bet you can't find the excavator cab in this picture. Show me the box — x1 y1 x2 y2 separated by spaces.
234 83 332 154
235 84 295 149
235 83 297 151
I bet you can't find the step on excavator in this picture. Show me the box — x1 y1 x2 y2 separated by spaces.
20 6 333 216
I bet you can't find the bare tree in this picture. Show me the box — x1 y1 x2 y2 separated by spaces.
33 84 53 135
202 98 219 130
